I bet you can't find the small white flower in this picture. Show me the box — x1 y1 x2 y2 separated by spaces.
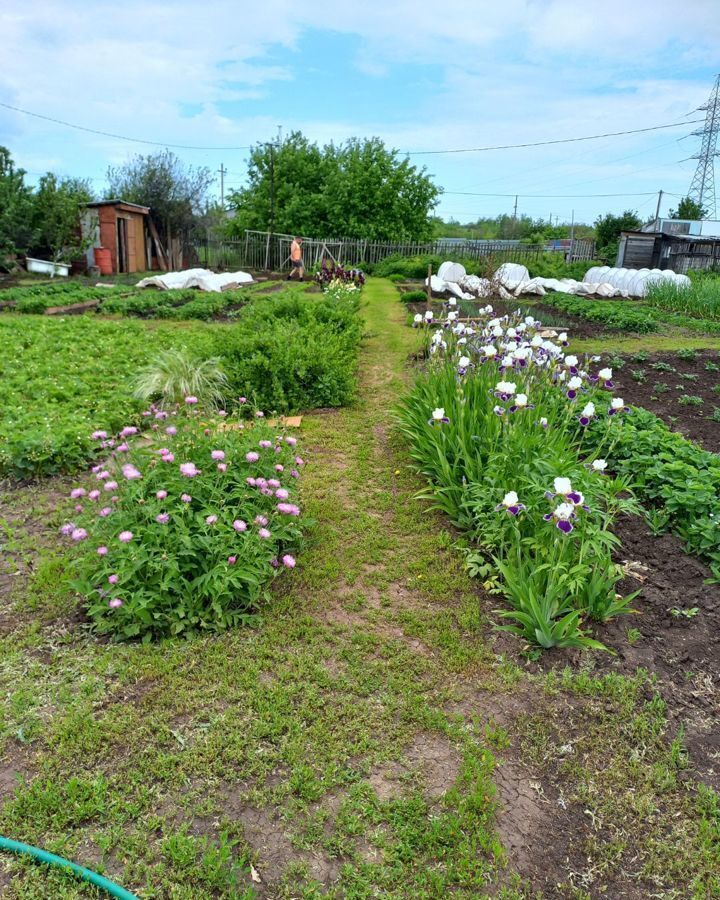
524 315 535 325
598 367 613 381
558 333 568 343
501 355 514 368
414 313 423 323
492 325 504 338
506 327 517 339
564 355 578 367
432 408 446 421
448 297 457 306
514 393 528 408
568 376 583 391
611 397 624 410
424 310 433 321
530 335 543 348
495 381 517 396
554 502 575 521
539 417 548 427
592 459 607 472
447 311 458 321
554 477 573 496
581 402 595 418
458 355 471 369
483 345 498 358
502 491 519 507
457 337 467 345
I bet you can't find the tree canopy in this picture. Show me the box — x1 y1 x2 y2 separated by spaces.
0 147 35 266
106 150 213 248
594 209 643 261
225 132 440 241
668 196 708 220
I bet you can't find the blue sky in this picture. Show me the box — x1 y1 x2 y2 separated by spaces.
2 0 719 225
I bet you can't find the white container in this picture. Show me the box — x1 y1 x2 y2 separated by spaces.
26 257 70 277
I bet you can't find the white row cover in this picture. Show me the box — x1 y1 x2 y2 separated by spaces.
426 261 691 300
136 268 254 292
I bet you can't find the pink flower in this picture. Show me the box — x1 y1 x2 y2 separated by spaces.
99 507 112 517
255 411 264 418
267 479 280 489
155 410 168 420
162 452 175 463
116 443 129 453
254 515 268 526
285 436 297 447
211 450 225 460
122 464 142 480
277 503 301 516
185 396 198 405
233 519 247 532
118 531 133 543
246 477 256 486
104 481 118 492
276 488 289 500
108 598 123 609
156 513 170 524
96 470 110 480
246 452 259 463
239 396 247 404
218 410 227 417
270 557 280 568
97 545 108 555
156 490 168 500
295 457 305 466
92 465 101 473
75 504 84 513
60 522 75 536
282 554 296 569
108 574 119 584
92 430 108 440
70 488 86 499
217 463 227 472
205 515 217 525
120 426 138 438
71 528 88 542
111 496 119 504
275 464 284 472
179 462 199 477
259 440 272 449
258 528 271 539
181 494 192 503
227 555 237 565
290 469 300 479
88 490 100 501
166 426 177 435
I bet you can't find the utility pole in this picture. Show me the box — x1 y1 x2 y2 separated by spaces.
277 124 283 146
218 163 227 209
269 143 275 236
569 209 575 262
512 195 518 238
688 73 720 218
654 189 663 226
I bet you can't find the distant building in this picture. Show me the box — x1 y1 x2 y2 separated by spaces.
617 219 720 274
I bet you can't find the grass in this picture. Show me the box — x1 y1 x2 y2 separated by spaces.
0 279 718 897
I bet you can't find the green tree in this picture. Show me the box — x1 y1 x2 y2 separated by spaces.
0 147 35 268
226 132 439 241
106 150 213 256
668 196 708 220
594 209 642 261
30 173 94 262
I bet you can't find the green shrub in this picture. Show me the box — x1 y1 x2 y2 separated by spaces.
400 290 428 303
15 296 51 314
526 255 591 281
63 412 305 640
539 293 659 333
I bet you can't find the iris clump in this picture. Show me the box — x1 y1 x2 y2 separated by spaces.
61 402 305 641
399 305 639 651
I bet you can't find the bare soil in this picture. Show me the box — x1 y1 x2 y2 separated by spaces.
607 350 720 452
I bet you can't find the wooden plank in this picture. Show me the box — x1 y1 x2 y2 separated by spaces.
147 218 169 271
45 300 99 315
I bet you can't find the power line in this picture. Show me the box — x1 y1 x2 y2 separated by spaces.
442 190 660 199
0 101 253 151
405 119 705 156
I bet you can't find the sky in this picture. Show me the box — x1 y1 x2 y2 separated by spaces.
2 0 720 226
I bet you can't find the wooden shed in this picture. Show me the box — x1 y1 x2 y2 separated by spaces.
617 229 720 274
81 200 151 274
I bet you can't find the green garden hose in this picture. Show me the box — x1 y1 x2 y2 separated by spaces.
0 836 138 899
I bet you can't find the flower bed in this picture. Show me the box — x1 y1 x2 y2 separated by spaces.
61 404 305 640
399 304 639 650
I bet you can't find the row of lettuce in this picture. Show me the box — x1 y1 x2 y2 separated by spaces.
1 284 362 479
398 304 720 650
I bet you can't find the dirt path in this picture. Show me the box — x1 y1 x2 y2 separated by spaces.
0 279 717 898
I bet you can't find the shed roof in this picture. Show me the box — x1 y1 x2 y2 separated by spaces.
85 200 150 214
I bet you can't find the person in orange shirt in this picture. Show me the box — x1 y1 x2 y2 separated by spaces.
287 236 305 281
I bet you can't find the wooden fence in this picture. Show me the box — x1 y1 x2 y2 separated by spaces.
194 230 595 272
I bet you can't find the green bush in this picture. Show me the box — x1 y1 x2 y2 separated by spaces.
526 255 592 281
400 290 428 303
538 293 659 333
216 294 362 411
63 412 305 640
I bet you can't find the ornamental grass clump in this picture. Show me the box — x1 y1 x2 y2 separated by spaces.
398 304 639 650
61 402 305 641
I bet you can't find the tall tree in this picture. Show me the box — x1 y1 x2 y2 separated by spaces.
594 209 642 260
106 150 213 253
0 147 35 268
30 173 94 261
226 132 439 241
668 196 708 220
